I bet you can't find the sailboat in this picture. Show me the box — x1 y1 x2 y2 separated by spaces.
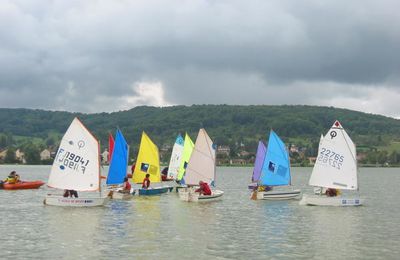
248 140 267 190
44 117 110 207
106 129 131 200
166 134 184 180
299 120 363 206
253 130 301 200
178 128 224 202
132 132 172 195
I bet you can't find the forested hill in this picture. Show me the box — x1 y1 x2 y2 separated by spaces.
1 105 400 151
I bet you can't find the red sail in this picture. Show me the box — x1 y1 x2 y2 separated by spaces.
108 133 115 163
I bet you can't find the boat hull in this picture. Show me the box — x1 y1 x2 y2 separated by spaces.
1 181 45 190
299 194 363 206
178 188 224 202
44 194 110 207
256 189 301 200
138 186 172 196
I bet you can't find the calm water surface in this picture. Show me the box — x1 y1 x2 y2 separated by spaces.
0 165 399 259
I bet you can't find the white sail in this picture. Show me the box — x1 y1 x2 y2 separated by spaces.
184 129 216 186
167 135 184 179
48 118 100 191
309 121 358 190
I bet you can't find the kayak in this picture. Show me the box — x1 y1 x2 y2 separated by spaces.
1 181 45 190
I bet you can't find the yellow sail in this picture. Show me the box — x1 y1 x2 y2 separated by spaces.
177 133 194 181
132 132 161 184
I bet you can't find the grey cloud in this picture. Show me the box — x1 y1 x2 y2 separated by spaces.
0 0 399 116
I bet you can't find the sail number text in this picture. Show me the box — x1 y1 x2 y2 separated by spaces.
317 148 344 170
56 149 90 174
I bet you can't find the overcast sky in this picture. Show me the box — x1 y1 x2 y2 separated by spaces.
0 0 399 117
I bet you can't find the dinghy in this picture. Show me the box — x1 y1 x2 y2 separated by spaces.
1 180 45 190
164 134 184 183
106 129 132 200
299 120 363 206
178 129 223 202
132 132 172 195
248 140 267 190
252 130 301 200
44 117 110 207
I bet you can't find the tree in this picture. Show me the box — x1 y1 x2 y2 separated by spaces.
23 144 41 165
4 147 17 163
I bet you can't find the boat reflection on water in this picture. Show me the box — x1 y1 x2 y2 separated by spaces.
304 207 361 258
43 206 104 259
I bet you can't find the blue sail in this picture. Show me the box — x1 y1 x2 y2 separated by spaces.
106 129 129 185
259 131 291 186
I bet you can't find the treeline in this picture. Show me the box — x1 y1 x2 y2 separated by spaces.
1 105 400 165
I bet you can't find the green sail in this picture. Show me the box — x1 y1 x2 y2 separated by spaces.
177 133 194 181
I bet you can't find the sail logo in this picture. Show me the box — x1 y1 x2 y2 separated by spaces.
330 131 337 139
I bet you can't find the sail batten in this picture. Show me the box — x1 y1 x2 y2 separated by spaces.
48 117 100 191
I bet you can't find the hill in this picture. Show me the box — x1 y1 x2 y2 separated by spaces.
1 105 400 165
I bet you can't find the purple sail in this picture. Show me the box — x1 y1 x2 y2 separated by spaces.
252 141 267 182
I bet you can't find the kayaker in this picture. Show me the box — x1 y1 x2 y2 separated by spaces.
4 171 19 184
195 181 212 196
142 174 151 189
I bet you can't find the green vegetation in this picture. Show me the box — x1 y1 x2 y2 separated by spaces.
1 105 400 166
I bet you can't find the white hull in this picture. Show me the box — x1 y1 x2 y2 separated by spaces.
299 194 363 206
256 189 301 200
178 188 224 202
44 194 110 207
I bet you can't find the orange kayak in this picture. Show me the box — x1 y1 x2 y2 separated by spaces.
1 180 45 190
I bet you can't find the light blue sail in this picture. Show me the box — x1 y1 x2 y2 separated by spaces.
259 130 291 186
106 129 129 185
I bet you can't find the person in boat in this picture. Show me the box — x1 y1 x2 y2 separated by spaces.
63 189 79 198
161 167 172 181
3 171 20 184
325 188 339 197
257 185 272 192
142 174 151 189
195 181 212 196
119 177 131 194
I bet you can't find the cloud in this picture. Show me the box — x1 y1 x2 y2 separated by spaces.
0 0 399 117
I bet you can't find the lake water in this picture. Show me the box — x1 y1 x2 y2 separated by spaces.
0 165 399 259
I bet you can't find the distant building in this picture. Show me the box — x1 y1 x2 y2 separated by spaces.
230 158 247 165
308 157 317 165
238 150 250 157
290 145 299 153
15 149 26 164
102 150 109 164
217 145 230 156
40 149 51 161
0 149 7 161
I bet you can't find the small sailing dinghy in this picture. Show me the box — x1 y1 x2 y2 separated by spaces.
132 132 172 195
44 117 110 207
299 120 363 206
178 129 224 202
106 129 132 200
252 130 301 200
248 140 267 190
